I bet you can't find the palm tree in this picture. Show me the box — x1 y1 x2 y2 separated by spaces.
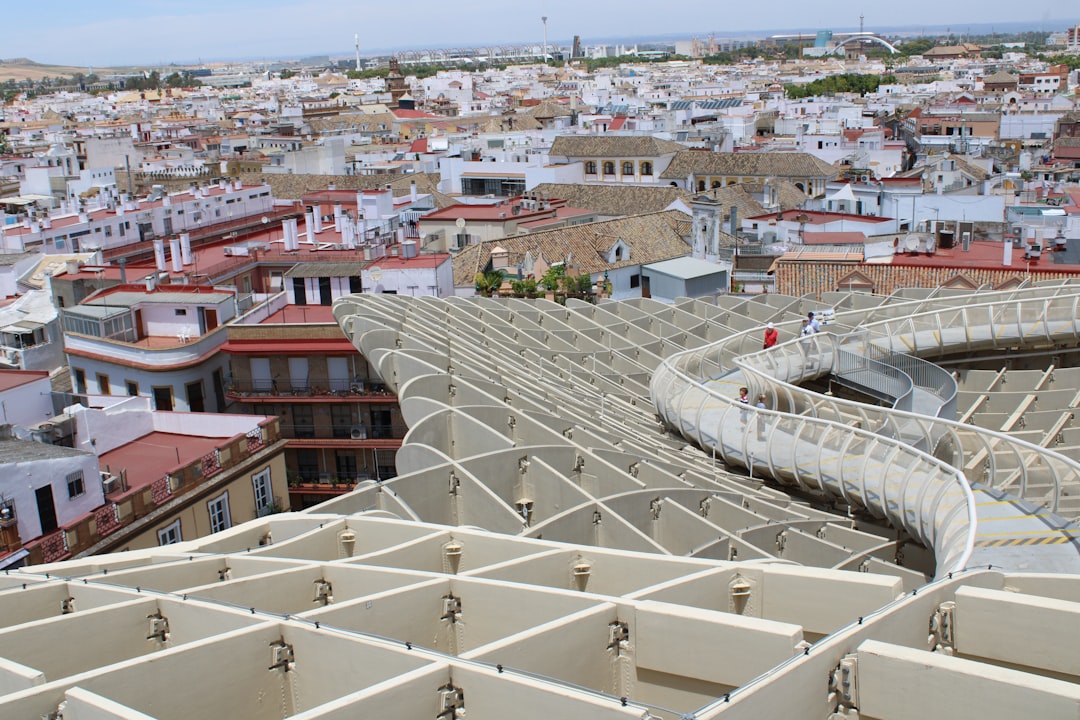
474 270 505 298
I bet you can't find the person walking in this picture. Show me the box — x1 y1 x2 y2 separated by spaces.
755 394 768 441
763 322 778 349
807 311 821 333
738 387 750 424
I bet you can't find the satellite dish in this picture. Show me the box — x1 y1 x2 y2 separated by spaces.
904 234 919 253
261 216 269 224
456 218 466 229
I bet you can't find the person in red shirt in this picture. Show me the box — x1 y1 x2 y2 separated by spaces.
763 322 778 349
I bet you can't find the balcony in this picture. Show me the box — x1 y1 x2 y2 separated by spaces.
277 422 407 442
225 377 395 403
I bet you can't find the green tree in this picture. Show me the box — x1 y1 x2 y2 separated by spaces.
474 270 505 297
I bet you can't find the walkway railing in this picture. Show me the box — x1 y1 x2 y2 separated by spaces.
652 284 1080 577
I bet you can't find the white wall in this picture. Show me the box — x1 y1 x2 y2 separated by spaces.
2 452 103 540
0 375 54 428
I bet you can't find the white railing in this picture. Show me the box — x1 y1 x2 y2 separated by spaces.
652 284 1080 577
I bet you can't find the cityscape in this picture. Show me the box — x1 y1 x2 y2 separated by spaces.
1 12 1080 719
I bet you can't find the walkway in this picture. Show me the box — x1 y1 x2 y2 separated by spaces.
652 286 1080 577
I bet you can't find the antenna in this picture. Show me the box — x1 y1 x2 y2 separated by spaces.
355 33 361 72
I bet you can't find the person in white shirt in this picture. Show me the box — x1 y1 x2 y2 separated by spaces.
807 311 821 333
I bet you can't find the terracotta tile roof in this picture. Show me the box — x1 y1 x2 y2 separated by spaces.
659 150 838 180
550 135 687 158
451 210 691 287
529 183 692 217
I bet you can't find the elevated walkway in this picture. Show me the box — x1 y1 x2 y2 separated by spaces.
652 286 1080 577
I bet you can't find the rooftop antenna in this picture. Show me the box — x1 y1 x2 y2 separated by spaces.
355 33 361 72
541 17 549 63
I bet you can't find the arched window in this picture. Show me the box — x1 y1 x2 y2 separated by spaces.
622 161 634 175
640 161 653 176
603 161 615 176
697 180 706 192
585 161 597 175
711 180 722 189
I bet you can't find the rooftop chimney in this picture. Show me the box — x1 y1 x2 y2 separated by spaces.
170 238 182 272
153 239 166 272
180 233 193 265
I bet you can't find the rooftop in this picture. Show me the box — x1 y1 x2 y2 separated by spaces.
98 430 225 495
0 368 49 393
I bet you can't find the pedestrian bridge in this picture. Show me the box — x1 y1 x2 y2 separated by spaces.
652 286 1080 577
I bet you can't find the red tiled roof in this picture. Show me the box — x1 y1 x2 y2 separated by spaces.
0 369 49 393
802 231 868 245
392 108 441 119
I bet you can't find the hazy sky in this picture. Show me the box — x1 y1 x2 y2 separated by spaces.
4 1 1075 67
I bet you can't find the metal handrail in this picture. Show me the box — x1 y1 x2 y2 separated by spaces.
652 284 1080 577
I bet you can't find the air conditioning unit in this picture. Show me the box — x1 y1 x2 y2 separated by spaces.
350 425 367 440
101 473 119 494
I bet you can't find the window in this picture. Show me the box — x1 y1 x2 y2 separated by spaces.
621 161 634 175
252 469 273 516
712 181 722 189
96 373 110 395
584 160 597 174
640 161 653 176
73 368 86 394
630 274 641 289
174 308 188 316
157 519 182 545
153 386 174 411
126 381 138 396
292 405 314 438
697 180 706 192
66 470 85 499
207 492 231 533
602 161 615 175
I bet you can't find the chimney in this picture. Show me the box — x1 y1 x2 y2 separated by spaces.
162 194 171 207
312 204 323 234
180 233 193 265
119 257 127 284
729 206 738 238
170 238 183 272
1002 237 1012 266
285 217 299 251
333 204 343 232
304 211 315 244
410 181 417 202
154 239 166 272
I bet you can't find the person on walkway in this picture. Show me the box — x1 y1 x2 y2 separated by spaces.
763 322 778 349
755 394 768 441
807 311 821 333
800 319 817 372
738 386 750 424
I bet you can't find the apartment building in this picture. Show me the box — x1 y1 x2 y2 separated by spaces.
222 295 405 507
548 135 687 185
62 283 242 412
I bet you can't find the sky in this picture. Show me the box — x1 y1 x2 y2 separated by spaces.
4 1 1076 67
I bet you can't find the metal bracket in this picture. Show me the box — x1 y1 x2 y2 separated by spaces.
312 579 333 606
607 620 630 655
268 639 295 672
441 593 462 624
146 611 170 642
436 682 465 719
929 600 956 654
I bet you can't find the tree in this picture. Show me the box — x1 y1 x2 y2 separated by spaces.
280 69 296 79
539 264 566 291
474 270 505 297
510 277 542 298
